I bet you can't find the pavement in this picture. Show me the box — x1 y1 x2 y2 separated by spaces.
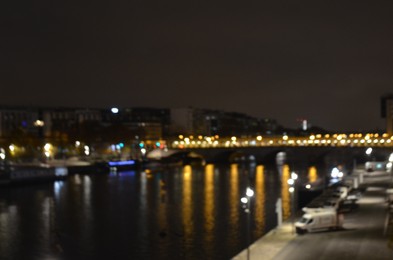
232 169 393 260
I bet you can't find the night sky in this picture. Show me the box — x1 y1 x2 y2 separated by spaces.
1 1 393 132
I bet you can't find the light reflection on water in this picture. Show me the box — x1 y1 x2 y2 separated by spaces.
204 164 215 245
182 165 193 249
281 164 292 219
229 163 240 243
308 166 318 183
254 165 266 237
0 162 323 259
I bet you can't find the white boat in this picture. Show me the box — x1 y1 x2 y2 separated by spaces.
46 157 97 174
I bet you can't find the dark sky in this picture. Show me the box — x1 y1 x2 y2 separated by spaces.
1 0 393 132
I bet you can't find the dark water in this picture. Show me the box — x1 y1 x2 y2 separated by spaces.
0 163 323 260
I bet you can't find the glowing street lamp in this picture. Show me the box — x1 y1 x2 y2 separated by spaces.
240 187 254 260
291 172 298 180
84 145 90 156
0 148 5 160
34 120 45 127
246 187 254 197
44 143 52 159
287 172 298 233
8 144 18 157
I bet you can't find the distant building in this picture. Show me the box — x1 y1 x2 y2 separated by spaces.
0 106 40 141
94 107 169 141
44 108 81 141
129 107 171 138
170 107 277 137
381 94 393 135
170 108 195 136
0 106 168 145
0 105 279 146
258 118 279 135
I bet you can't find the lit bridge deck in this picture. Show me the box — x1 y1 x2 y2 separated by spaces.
170 133 393 149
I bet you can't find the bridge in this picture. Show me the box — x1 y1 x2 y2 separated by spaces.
166 133 393 169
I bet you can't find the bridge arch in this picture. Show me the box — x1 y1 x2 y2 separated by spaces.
180 146 393 170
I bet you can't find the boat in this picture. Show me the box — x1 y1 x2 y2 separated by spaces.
46 157 100 174
0 161 68 186
107 159 140 172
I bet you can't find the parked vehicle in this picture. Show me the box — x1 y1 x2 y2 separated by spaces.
295 209 343 234
338 199 359 213
365 161 388 172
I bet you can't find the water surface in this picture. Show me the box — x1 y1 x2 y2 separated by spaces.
0 163 322 259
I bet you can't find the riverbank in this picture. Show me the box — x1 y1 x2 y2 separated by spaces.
232 221 297 260
233 168 393 259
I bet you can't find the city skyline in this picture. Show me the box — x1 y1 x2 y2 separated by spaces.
0 103 388 136
2 1 393 132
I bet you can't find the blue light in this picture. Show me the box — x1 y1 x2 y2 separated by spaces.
139 143 144 148
156 142 160 147
119 143 124 148
108 160 136 166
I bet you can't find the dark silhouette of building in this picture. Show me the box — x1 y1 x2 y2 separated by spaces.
381 94 393 134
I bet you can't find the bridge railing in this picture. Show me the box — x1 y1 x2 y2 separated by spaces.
170 133 393 149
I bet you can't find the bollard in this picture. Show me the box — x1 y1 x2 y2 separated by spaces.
359 172 363 184
276 198 282 226
353 177 358 189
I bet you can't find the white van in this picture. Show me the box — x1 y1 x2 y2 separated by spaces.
295 209 343 234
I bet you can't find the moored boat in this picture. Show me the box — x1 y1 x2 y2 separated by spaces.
0 162 68 186
46 157 97 174
108 159 140 172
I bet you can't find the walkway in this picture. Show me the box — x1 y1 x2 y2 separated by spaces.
233 169 393 260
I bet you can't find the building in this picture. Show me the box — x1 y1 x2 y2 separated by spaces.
170 107 195 136
0 105 278 147
170 107 277 137
381 94 393 135
0 106 41 142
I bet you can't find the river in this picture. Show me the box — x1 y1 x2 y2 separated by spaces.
0 162 324 260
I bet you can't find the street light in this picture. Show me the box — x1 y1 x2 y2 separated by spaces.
0 148 6 160
246 187 254 197
287 172 298 233
0 148 5 172
240 187 254 260
365 147 374 162
44 143 52 160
